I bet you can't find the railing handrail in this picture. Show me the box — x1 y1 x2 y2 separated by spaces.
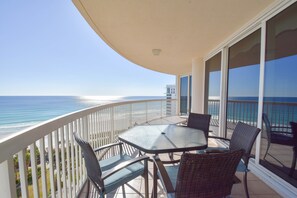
208 99 297 105
0 99 176 164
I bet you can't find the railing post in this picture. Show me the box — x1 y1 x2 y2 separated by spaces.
48 133 56 198
29 143 40 198
129 104 133 128
160 100 163 118
111 107 115 142
54 131 62 198
83 116 89 141
60 127 67 198
146 102 148 123
39 138 48 198
18 149 29 198
0 158 17 198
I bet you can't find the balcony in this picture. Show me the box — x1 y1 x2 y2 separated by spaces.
0 99 176 197
0 99 283 197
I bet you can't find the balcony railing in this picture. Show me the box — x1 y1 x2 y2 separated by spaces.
0 99 177 198
208 99 297 131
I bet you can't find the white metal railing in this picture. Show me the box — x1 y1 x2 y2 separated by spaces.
0 99 177 198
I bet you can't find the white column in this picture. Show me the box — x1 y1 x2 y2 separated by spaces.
191 58 204 113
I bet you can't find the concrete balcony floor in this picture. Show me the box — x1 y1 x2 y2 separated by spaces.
79 116 282 198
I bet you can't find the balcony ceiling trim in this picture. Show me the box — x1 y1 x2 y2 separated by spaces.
73 0 277 75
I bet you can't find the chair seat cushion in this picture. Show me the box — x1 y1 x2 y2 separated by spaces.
197 146 229 154
158 165 179 190
236 160 248 172
101 154 145 193
99 154 132 171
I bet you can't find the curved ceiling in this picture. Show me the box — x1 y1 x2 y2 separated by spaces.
73 0 276 75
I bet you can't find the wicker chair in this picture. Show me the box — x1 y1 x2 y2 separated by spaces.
262 113 294 159
153 149 244 198
187 112 212 139
73 132 149 198
206 122 261 198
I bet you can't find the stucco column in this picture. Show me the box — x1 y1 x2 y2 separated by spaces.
191 57 204 113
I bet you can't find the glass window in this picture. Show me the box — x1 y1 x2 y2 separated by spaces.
180 76 189 115
226 29 261 138
205 52 221 135
261 2 297 186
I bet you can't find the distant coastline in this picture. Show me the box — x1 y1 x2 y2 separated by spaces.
0 96 165 139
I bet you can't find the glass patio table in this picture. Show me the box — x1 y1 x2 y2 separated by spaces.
118 124 207 197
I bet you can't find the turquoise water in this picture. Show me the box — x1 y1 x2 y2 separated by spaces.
0 96 164 137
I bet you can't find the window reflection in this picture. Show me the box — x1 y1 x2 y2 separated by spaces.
205 52 221 135
261 2 297 186
180 76 188 115
226 29 261 138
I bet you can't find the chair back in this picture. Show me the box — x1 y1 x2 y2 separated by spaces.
229 122 261 165
175 149 244 198
187 113 211 138
73 132 104 193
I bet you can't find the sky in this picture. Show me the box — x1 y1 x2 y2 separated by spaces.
0 1 175 96
228 64 260 97
208 54 297 98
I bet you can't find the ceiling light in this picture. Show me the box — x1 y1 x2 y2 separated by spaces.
152 49 162 56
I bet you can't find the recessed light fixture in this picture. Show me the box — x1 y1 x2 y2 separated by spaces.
152 49 162 56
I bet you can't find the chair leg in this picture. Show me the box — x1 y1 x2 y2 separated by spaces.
86 179 90 198
168 152 174 161
122 185 126 198
144 160 149 198
289 148 297 177
263 142 270 160
153 162 158 198
244 171 250 198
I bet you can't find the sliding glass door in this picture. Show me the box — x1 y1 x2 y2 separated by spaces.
261 2 297 186
226 29 261 138
180 75 191 115
205 52 221 135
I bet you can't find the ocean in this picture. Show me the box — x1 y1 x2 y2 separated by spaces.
0 96 164 139
2 96 297 139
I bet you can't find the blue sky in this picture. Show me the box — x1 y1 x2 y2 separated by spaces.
0 1 175 96
208 54 297 98
228 64 260 97
264 55 297 97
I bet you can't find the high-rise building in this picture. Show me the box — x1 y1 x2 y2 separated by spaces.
166 85 176 116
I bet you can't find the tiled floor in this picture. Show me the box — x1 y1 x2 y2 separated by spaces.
79 116 283 197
